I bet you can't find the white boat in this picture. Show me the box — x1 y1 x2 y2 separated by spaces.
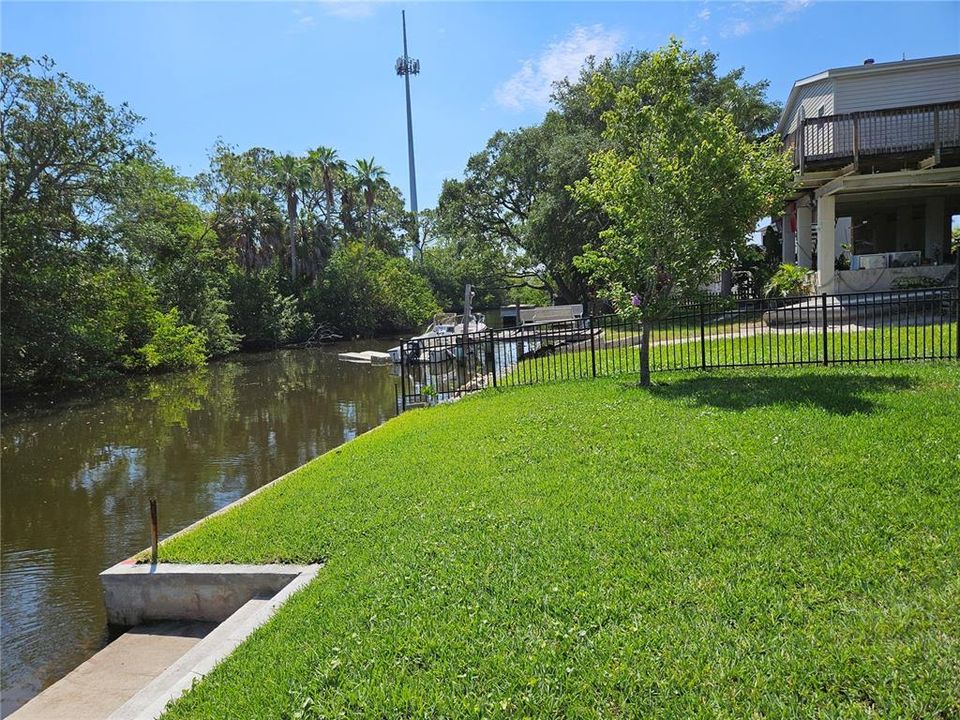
338 350 393 364
388 312 487 364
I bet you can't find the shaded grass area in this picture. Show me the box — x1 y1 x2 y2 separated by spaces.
161 364 960 718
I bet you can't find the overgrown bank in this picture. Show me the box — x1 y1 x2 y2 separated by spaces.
159 364 959 718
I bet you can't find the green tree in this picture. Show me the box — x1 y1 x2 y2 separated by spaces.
1 55 241 390
226 266 312 348
200 143 283 273
307 146 341 237
272 154 307 282
352 157 387 248
109 158 239 356
438 47 782 308
129 308 208 372
303 146 344 275
419 231 513 310
437 125 585 302
1 53 154 389
312 242 438 336
574 40 791 386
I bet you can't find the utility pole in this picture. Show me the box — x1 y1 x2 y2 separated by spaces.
396 11 420 217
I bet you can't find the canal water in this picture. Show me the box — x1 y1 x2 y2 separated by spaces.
0 341 402 716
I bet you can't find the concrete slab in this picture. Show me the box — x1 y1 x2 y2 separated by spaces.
14 565 321 720
108 565 320 720
101 562 316 626
8 620 215 720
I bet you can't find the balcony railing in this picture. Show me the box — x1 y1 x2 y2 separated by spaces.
787 101 960 172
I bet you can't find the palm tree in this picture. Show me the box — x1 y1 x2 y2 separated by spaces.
272 154 306 281
307 146 341 237
352 157 386 247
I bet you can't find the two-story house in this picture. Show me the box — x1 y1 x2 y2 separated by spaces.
779 54 960 294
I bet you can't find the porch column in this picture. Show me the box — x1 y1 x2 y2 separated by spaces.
782 206 796 264
924 197 945 263
817 194 837 294
796 198 813 269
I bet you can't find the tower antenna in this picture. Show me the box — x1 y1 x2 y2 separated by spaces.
396 10 419 216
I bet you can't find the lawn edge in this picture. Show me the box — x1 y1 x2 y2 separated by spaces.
136 414 402 563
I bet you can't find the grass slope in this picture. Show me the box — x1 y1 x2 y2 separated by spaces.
161 364 960 719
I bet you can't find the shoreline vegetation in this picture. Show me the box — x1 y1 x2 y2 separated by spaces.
0 337 391 409
156 363 959 718
2 42 792 397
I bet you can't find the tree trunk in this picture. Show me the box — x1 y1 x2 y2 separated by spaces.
366 205 373 248
287 193 298 281
638 318 653 387
325 196 334 247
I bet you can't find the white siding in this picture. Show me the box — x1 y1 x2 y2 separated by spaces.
784 79 834 135
834 63 960 113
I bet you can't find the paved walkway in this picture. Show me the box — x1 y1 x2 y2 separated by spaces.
9 620 215 720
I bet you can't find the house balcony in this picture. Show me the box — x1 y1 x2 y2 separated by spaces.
785 101 960 174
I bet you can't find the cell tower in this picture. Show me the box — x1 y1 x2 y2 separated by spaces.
395 10 420 216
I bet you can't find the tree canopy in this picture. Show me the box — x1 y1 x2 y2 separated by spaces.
435 45 783 308
2 41 789 393
1 54 439 392
573 40 791 385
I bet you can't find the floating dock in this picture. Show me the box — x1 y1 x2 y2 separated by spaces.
338 350 392 364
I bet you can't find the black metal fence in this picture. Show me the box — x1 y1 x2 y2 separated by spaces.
398 288 959 409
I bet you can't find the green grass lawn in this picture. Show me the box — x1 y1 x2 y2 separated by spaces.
502 322 958 386
160 364 960 719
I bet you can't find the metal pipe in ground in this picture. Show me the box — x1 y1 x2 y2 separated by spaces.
149 498 159 565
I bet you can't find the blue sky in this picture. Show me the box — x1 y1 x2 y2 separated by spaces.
3 1 958 209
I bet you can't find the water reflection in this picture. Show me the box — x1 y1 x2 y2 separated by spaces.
0 342 400 716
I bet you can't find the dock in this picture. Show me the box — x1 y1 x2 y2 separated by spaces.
338 350 392 364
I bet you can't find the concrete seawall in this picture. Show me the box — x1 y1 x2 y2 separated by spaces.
101 562 318 626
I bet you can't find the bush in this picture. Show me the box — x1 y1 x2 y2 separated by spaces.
377 258 440 333
227 269 312 348
129 308 208 371
765 264 812 298
191 288 241 356
311 242 439 337
892 275 944 290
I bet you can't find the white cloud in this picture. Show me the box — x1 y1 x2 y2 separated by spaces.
495 24 622 111
320 1 375 21
697 8 711 20
289 7 317 33
719 0 812 38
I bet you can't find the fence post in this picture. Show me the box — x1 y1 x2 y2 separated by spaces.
852 115 860 170
955 289 959 361
699 302 707 371
489 328 497 388
589 315 597 378
400 340 407 411
821 293 830 366
933 107 941 166
798 121 806 175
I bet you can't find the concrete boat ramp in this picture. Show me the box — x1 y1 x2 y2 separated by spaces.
11 563 321 720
